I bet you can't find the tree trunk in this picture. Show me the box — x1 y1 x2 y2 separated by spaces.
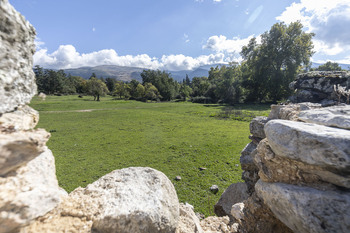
97 94 100 101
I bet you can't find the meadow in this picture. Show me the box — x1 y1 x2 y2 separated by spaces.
30 95 270 216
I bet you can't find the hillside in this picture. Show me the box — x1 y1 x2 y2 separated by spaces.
63 64 226 82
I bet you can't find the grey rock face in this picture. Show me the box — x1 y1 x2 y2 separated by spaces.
299 105 350 130
255 180 350 233
0 0 37 114
0 149 64 233
289 71 350 103
240 142 257 171
249 116 268 139
265 120 350 173
214 182 248 217
73 167 179 233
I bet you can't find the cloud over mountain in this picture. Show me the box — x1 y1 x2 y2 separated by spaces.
277 0 350 61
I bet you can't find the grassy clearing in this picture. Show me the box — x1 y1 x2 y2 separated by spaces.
30 95 270 216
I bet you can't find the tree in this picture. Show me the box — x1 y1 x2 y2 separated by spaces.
191 77 210 97
241 21 314 102
144 82 162 101
85 77 108 101
179 83 193 99
141 70 177 101
314 61 342 71
114 81 130 99
105 78 116 92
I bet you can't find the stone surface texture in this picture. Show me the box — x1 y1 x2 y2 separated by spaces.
0 128 50 176
0 149 64 233
255 180 350 233
176 203 204 233
236 91 350 233
249 116 268 139
24 167 180 233
0 0 37 114
214 182 248 217
289 71 350 104
0 105 39 131
200 216 238 233
298 104 350 130
265 120 350 172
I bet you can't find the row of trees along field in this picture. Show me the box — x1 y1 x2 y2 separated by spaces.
33 22 346 103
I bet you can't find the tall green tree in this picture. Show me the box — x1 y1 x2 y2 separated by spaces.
241 21 314 102
141 70 177 101
85 77 108 101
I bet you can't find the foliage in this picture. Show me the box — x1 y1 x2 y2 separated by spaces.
208 64 243 104
141 69 177 101
240 21 314 102
85 77 109 101
30 95 270 216
313 61 343 71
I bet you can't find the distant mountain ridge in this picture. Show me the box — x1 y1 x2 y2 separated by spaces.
61 62 350 83
62 64 227 82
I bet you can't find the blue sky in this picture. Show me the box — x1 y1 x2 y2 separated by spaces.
10 0 350 70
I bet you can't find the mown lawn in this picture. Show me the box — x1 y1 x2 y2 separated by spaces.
30 95 270 216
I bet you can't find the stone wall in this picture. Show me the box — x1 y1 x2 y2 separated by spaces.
237 103 350 233
289 71 350 105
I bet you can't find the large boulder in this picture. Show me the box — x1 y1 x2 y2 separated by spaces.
0 149 65 233
23 167 180 233
264 120 350 173
214 183 249 217
298 105 350 130
0 0 37 114
256 180 350 233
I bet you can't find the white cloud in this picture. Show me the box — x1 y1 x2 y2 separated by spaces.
277 0 350 56
203 35 256 54
33 44 228 71
92 27 96 32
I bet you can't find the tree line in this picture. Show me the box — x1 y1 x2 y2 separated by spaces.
34 22 346 103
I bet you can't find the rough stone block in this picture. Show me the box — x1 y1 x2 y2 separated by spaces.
0 0 37 114
255 180 350 233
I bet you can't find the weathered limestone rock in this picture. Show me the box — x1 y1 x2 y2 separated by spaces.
239 193 293 233
0 0 37 114
265 120 350 173
254 139 350 188
200 216 238 233
289 71 350 103
255 180 350 233
25 167 180 233
0 105 39 131
299 105 350 130
176 203 203 233
249 116 268 139
0 128 50 175
268 103 321 120
0 149 64 233
240 142 259 195
240 142 256 171
230 202 244 222
214 183 248 217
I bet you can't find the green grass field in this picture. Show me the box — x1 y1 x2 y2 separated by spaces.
30 95 270 216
